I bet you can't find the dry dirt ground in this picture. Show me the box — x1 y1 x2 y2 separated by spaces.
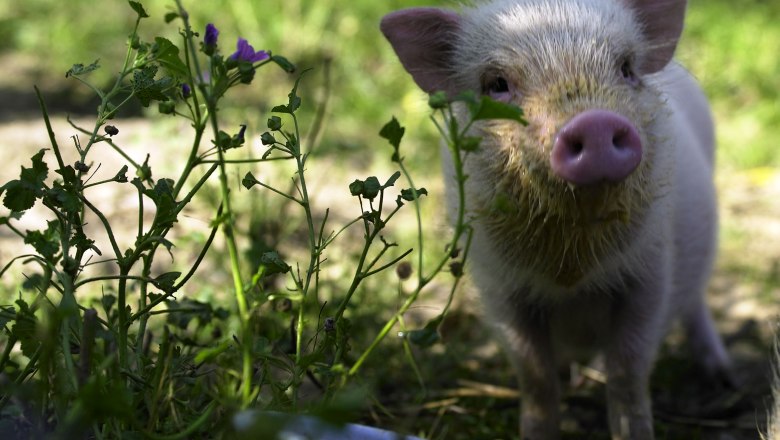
1 85 779 439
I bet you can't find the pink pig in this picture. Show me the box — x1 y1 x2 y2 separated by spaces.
381 1 732 438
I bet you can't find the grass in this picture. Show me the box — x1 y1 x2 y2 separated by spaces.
0 0 778 439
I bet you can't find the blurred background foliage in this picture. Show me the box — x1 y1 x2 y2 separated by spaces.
0 0 778 169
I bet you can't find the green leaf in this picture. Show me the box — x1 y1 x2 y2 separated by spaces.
407 316 443 348
152 37 188 79
362 176 381 201
146 236 174 254
21 273 45 291
2 149 49 212
272 71 307 113
164 12 179 23
23 149 49 183
132 65 172 107
136 155 153 181
469 96 527 124
65 60 100 78
452 90 479 106
113 165 129 183
72 228 100 256
11 299 39 357
348 180 363 197
214 130 231 151
152 271 181 293
128 1 149 18
47 182 81 212
260 132 276 146
242 172 259 190
379 117 405 150
460 136 482 152
194 340 231 364
101 294 116 316
267 116 282 131
258 251 291 276
24 220 61 260
2 181 37 212
383 171 401 188
0 306 14 330
271 55 296 73
143 178 178 229
165 298 218 328
55 165 78 186
428 91 448 109
400 187 428 202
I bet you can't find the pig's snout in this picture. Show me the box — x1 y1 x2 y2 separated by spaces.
551 110 642 186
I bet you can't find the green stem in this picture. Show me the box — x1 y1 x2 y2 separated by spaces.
117 266 131 370
175 0 253 404
349 106 475 376
34 86 65 171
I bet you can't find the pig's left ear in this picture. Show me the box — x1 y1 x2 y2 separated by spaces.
380 8 461 95
623 0 687 73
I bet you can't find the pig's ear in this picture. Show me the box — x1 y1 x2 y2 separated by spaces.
623 0 687 73
380 8 461 94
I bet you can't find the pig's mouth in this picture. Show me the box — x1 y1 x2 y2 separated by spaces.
479 167 650 286
569 183 632 225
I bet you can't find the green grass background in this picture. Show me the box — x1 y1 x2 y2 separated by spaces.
1 0 778 168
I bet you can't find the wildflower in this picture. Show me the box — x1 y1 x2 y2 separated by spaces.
181 83 191 99
203 23 218 55
229 38 269 63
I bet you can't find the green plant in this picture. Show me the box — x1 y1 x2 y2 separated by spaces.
0 1 525 438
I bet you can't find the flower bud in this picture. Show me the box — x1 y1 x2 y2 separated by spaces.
203 23 219 55
158 101 175 115
324 317 335 332
396 262 413 280
449 261 463 277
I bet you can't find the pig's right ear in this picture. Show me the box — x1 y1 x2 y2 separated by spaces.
624 0 687 73
380 8 461 95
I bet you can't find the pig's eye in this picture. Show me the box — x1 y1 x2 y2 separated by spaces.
482 75 512 101
620 60 639 87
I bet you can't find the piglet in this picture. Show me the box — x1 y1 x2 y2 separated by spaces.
381 1 731 438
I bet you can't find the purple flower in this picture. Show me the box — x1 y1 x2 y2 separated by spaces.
204 23 219 46
203 23 218 55
229 38 269 63
181 83 191 99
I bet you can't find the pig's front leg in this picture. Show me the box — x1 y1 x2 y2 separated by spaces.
603 274 671 440
494 310 560 440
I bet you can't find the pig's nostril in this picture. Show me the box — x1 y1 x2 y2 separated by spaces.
613 129 631 149
572 142 584 155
